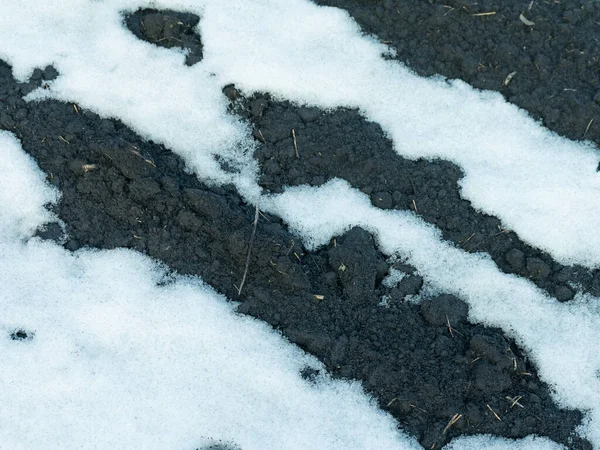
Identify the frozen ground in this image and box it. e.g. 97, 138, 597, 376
0, 0, 598, 449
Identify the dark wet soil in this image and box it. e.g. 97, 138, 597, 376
226, 89, 600, 302
124, 9, 203, 66
1, 3, 597, 449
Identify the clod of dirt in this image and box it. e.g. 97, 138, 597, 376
124, 9, 203, 66
327, 227, 386, 302
420, 294, 469, 326
10, 329, 33, 341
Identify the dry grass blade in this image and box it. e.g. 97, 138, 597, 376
487, 404, 502, 421
502, 71, 517, 86
412, 199, 418, 213
258, 129, 266, 143
237, 203, 260, 296
506, 395, 525, 409
583, 118, 594, 138
446, 314, 454, 337
292, 128, 299, 158
472, 11, 496, 16
443, 413, 463, 434
460, 232, 476, 247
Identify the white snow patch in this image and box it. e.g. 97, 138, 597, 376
0, 130, 58, 239
382, 268, 407, 289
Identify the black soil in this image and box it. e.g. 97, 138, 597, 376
124, 9, 203, 66
1, 2, 597, 448
227, 89, 600, 302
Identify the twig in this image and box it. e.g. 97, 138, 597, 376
81, 164, 98, 173
487, 404, 502, 421
237, 203, 260, 296
257, 129, 266, 143
292, 128, 299, 158
443, 413, 463, 434
583, 118, 594, 138
412, 199, 418, 213
460, 232, 476, 247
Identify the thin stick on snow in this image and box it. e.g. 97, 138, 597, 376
237, 203, 260, 296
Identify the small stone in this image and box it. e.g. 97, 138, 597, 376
43, 65, 59, 80
420, 294, 468, 326
371, 191, 393, 209
30, 68, 43, 81
505, 248, 525, 269
297, 107, 321, 122
554, 285, 574, 302
394, 275, 423, 298
222, 84, 239, 101
526, 257, 551, 279
251, 98, 268, 119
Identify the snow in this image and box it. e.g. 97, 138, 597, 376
0, 0, 598, 448
0, 131, 59, 239
381, 268, 406, 289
